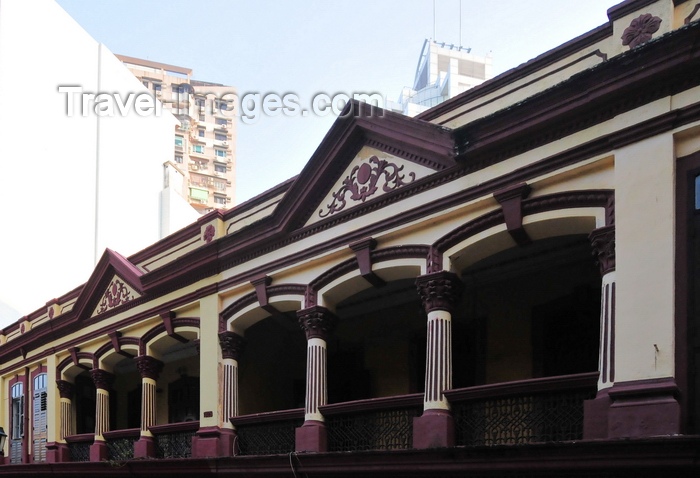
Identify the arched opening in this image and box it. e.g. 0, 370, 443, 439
456, 234, 600, 385
329, 277, 425, 403
147, 332, 200, 425
238, 312, 306, 414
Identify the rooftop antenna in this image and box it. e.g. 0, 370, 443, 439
459, 0, 462, 47
432, 0, 436, 40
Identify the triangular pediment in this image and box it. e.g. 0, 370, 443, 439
74, 249, 144, 320
272, 101, 457, 231
306, 146, 438, 227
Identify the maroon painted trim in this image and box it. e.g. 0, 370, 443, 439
307, 245, 430, 306
686, 4, 700, 24
5, 436, 700, 474
444, 372, 599, 402
608, 377, 680, 400
349, 238, 385, 288
102, 428, 139, 440
73, 249, 144, 321
319, 393, 423, 415
494, 182, 532, 246
0, 285, 216, 376
230, 408, 304, 426
140, 236, 200, 273
435, 190, 612, 254
64, 433, 94, 444
610, 282, 616, 383
218, 284, 307, 331
426, 48, 609, 127
674, 150, 700, 433
149, 421, 199, 435
140, 317, 200, 354
417, 23, 612, 123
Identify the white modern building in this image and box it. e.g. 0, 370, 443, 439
0, 0, 179, 325
390, 39, 493, 117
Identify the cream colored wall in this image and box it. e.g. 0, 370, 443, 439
614, 133, 675, 382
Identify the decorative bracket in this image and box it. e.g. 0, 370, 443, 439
160, 311, 188, 343
494, 183, 532, 246
251, 275, 281, 316
350, 238, 386, 288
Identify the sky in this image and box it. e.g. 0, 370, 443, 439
56, 0, 615, 203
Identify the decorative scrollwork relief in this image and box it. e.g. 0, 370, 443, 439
94, 278, 133, 315
319, 156, 416, 218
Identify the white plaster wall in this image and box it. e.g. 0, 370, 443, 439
0, 0, 177, 324
614, 133, 676, 382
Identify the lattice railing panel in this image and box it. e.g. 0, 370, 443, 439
154, 430, 195, 458
326, 406, 422, 452
236, 418, 302, 456
106, 436, 136, 461
453, 388, 595, 446
68, 442, 90, 462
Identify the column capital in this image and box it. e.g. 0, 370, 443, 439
56, 380, 74, 399
589, 225, 615, 275
219, 331, 246, 360
90, 369, 115, 391
416, 271, 464, 314
297, 306, 337, 341
134, 356, 164, 381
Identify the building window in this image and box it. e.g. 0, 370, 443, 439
192, 144, 205, 154
215, 133, 227, 141
33, 374, 48, 463
153, 83, 162, 92
195, 97, 205, 108
174, 155, 183, 164
199, 114, 205, 122
198, 129, 205, 138
214, 181, 226, 191
175, 136, 184, 148
214, 163, 226, 173
10, 382, 24, 464
215, 118, 228, 126
142, 80, 149, 88
215, 149, 226, 158
214, 195, 227, 205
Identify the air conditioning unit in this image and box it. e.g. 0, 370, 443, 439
222, 141, 228, 146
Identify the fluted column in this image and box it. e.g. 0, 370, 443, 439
413, 271, 463, 449
133, 356, 163, 458
219, 332, 245, 427
56, 380, 75, 440
89, 369, 114, 461
584, 225, 617, 439
295, 306, 336, 452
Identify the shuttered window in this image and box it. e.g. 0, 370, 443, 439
32, 374, 48, 462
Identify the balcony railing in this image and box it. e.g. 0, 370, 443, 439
320, 394, 423, 452
150, 421, 198, 459
104, 428, 139, 461
231, 408, 304, 456
445, 372, 598, 447
65, 433, 93, 462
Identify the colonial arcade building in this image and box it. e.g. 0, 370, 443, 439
2, 0, 700, 475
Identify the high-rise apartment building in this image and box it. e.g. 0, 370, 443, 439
117, 55, 237, 213
389, 39, 493, 117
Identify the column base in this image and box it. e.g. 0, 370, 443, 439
192, 426, 235, 458
607, 378, 680, 438
295, 420, 327, 453
134, 435, 155, 459
413, 409, 454, 449
583, 388, 612, 440
46, 442, 70, 463
89, 440, 108, 462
